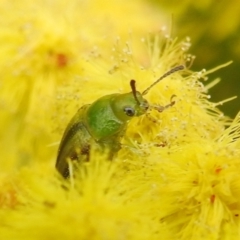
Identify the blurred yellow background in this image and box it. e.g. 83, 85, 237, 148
152, 0, 240, 118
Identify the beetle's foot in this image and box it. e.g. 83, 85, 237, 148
146, 111, 158, 123
154, 141, 167, 147
152, 94, 176, 112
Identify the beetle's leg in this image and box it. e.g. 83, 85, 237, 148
154, 141, 167, 147
80, 145, 90, 162
58, 145, 90, 179
146, 111, 158, 123
151, 94, 176, 112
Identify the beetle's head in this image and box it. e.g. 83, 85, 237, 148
111, 65, 184, 122
111, 90, 149, 122
129, 65, 184, 117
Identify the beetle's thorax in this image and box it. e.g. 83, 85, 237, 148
84, 94, 127, 141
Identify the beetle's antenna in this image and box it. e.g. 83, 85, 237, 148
130, 80, 140, 105
142, 65, 184, 96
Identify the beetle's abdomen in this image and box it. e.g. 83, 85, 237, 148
56, 105, 92, 178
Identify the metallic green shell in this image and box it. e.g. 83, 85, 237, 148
56, 91, 148, 178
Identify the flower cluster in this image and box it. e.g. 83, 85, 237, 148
0, 0, 239, 239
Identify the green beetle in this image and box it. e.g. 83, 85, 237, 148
56, 65, 184, 178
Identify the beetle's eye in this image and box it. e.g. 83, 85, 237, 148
124, 106, 135, 117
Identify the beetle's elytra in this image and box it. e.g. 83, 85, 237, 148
56, 65, 184, 178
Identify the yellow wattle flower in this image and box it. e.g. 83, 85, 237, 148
0, 0, 239, 239
0, 0, 168, 170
